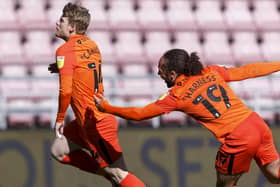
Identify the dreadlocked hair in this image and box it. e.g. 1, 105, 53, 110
163, 49, 203, 76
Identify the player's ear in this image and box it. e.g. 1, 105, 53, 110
69, 24, 76, 33
170, 70, 178, 82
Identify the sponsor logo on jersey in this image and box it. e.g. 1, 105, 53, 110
56, 56, 65, 69
88, 62, 96, 69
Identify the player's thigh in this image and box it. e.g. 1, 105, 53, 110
51, 135, 81, 156
254, 119, 279, 183
216, 172, 242, 187
216, 114, 263, 175
63, 119, 88, 147
85, 115, 124, 169
51, 120, 87, 156
258, 158, 280, 183
216, 137, 257, 176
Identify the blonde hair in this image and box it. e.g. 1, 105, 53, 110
62, 2, 90, 34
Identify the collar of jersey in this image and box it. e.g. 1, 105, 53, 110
175, 74, 188, 86
68, 34, 84, 41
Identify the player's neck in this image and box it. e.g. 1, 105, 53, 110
64, 32, 77, 41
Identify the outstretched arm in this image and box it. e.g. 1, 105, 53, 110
94, 95, 165, 120
212, 62, 280, 82
228, 62, 280, 81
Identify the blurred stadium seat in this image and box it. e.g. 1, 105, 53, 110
116, 78, 153, 98
260, 32, 280, 61
0, 0, 19, 30
102, 63, 119, 78
82, 0, 109, 30
203, 31, 235, 65
195, 0, 226, 31
249, 97, 275, 124
252, 0, 280, 31
271, 77, 280, 98
6, 97, 35, 127
107, 95, 128, 127
1, 0, 280, 128
228, 81, 248, 99
34, 96, 57, 128
137, 0, 168, 31
271, 77, 280, 124
144, 31, 173, 64
23, 31, 53, 64
17, 0, 50, 29
108, 0, 139, 31
1, 64, 28, 78
242, 77, 272, 99
88, 31, 116, 63
151, 78, 168, 96
121, 63, 150, 76
224, 0, 256, 31
0, 31, 25, 63
31, 79, 58, 94
160, 111, 187, 127
1, 81, 36, 128
102, 78, 114, 96
7, 112, 35, 128
114, 31, 146, 63
51, 37, 64, 53
231, 31, 264, 64
165, 0, 197, 31
31, 64, 50, 77
0, 79, 31, 95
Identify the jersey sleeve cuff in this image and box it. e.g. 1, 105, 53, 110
56, 113, 65, 123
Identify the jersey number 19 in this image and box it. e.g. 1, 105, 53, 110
192, 84, 231, 118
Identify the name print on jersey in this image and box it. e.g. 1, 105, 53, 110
183, 75, 216, 99
81, 46, 100, 59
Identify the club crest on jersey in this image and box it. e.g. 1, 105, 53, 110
56, 56, 65, 69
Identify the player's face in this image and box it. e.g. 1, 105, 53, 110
158, 57, 175, 88
55, 16, 73, 40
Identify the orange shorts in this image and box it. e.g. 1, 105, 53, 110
215, 112, 279, 175
63, 115, 122, 169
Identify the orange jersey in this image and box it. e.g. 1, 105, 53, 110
101, 62, 280, 142
56, 34, 111, 125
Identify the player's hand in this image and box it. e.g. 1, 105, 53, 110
54, 122, 64, 138
48, 63, 59, 73
94, 94, 105, 112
